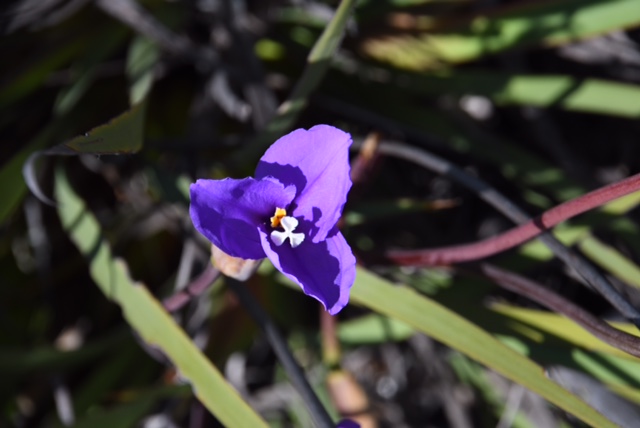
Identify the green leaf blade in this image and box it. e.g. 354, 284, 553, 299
55, 170, 268, 428
350, 268, 619, 427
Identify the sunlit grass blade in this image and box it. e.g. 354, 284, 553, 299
349, 268, 617, 427
430, 275, 640, 404
492, 304, 640, 360
389, 70, 640, 118
55, 169, 269, 428
578, 235, 640, 290
338, 314, 415, 344
362, 0, 640, 69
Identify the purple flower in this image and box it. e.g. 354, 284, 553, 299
189, 125, 356, 314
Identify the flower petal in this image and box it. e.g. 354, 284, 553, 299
337, 420, 361, 428
190, 177, 295, 259
259, 224, 356, 315
255, 125, 352, 242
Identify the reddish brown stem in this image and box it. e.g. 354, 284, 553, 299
479, 264, 640, 359
163, 264, 220, 312
390, 173, 640, 266
320, 307, 341, 368
350, 132, 380, 187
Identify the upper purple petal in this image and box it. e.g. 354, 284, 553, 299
259, 223, 356, 315
190, 177, 295, 260
255, 125, 352, 242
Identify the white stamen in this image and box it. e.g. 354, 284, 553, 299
271, 216, 305, 248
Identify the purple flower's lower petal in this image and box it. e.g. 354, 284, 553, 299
336, 420, 361, 428
259, 225, 356, 315
255, 125, 352, 242
190, 177, 295, 260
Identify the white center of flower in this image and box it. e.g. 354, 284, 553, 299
270, 216, 305, 248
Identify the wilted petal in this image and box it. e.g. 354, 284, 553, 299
211, 244, 262, 281
259, 224, 356, 315
190, 177, 295, 260
255, 125, 352, 242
